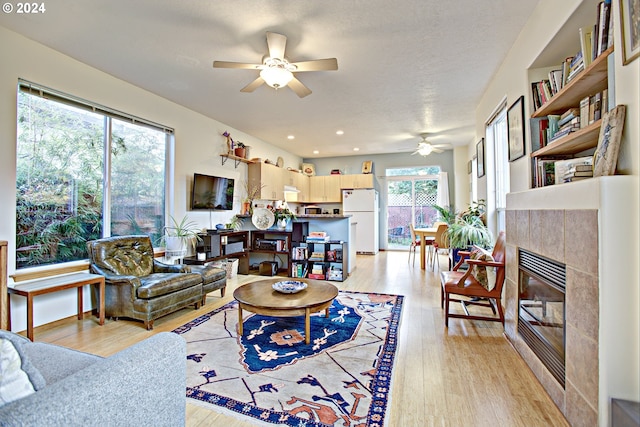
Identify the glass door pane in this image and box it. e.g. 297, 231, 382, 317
386, 178, 439, 249
387, 179, 412, 249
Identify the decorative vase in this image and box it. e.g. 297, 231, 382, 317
276, 218, 288, 230
234, 147, 246, 158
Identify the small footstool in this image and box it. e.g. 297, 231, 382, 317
188, 265, 227, 304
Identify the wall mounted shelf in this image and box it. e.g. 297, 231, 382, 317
220, 153, 256, 168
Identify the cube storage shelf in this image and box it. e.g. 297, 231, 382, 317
293, 240, 348, 282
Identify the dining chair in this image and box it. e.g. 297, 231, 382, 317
432, 223, 450, 271
439, 231, 506, 327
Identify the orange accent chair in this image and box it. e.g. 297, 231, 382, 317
440, 231, 506, 327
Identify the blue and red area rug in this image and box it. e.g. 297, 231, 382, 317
173, 290, 403, 427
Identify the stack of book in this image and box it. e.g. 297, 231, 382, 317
563, 164, 594, 182
308, 263, 325, 280
549, 108, 580, 142
308, 251, 325, 261
306, 231, 330, 243
554, 156, 594, 184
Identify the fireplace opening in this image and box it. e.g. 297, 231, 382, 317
518, 249, 566, 388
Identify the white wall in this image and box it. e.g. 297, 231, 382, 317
0, 26, 301, 331
473, 0, 640, 423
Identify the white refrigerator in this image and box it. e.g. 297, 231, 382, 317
342, 189, 379, 254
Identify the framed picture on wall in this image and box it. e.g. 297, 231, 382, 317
619, 0, 640, 65
362, 160, 373, 174
507, 95, 526, 161
476, 138, 485, 178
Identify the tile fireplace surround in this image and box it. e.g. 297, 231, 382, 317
505, 176, 639, 427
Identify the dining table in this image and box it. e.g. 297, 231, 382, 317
414, 227, 437, 270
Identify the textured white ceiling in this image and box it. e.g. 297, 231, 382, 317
0, 0, 540, 158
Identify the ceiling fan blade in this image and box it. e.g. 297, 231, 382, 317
240, 76, 265, 93
287, 76, 312, 98
213, 61, 261, 70
291, 58, 338, 72
266, 32, 287, 59
432, 148, 444, 153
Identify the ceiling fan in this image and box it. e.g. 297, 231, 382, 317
411, 134, 450, 156
213, 32, 338, 98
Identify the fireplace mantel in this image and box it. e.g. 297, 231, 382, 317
505, 175, 639, 426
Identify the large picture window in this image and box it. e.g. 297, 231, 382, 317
16, 81, 171, 269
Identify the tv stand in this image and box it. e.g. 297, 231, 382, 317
183, 230, 249, 274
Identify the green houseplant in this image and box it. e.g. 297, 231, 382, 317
162, 215, 202, 256
433, 200, 492, 264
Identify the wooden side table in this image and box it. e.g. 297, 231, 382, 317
7, 272, 105, 341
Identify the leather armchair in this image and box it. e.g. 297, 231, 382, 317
87, 235, 203, 330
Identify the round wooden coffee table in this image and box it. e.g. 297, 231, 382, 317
233, 278, 339, 344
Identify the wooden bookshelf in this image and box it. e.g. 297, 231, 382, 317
531, 119, 601, 157
532, 47, 612, 118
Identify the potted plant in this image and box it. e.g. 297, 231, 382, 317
226, 215, 243, 231
272, 206, 296, 230
433, 200, 492, 264
241, 180, 265, 215
162, 215, 202, 257
234, 141, 247, 159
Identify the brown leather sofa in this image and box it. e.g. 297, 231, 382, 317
87, 235, 204, 330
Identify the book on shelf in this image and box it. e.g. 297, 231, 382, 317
291, 262, 308, 278
564, 170, 594, 178
548, 69, 563, 94
563, 175, 593, 182
579, 25, 594, 67
326, 249, 336, 261
308, 273, 325, 280
564, 164, 594, 174
596, 0, 611, 58
580, 96, 590, 127
292, 246, 308, 261
530, 117, 549, 151
308, 231, 327, 237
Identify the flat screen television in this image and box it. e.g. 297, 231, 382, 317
191, 173, 235, 210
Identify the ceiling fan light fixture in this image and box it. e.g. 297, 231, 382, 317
417, 144, 433, 156
260, 66, 293, 89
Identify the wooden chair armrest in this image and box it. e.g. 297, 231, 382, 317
465, 259, 504, 268
452, 251, 472, 271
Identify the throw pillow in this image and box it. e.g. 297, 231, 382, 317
0, 330, 46, 408
0, 339, 38, 406
469, 248, 497, 291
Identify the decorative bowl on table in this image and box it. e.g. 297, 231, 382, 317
272, 280, 307, 294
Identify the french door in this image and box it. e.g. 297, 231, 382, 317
386, 177, 438, 249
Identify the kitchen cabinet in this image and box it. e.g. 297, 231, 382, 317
340, 174, 374, 189
309, 175, 341, 202
248, 162, 284, 201
285, 169, 310, 202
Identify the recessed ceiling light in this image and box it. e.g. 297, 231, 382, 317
287, 135, 295, 140
313, 150, 319, 154
336, 130, 344, 135
353, 147, 360, 151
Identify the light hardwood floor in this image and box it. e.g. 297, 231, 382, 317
28, 251, 570, 427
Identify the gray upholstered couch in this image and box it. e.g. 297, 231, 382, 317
87, 235, 205, 330
0, 331, 186, 426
